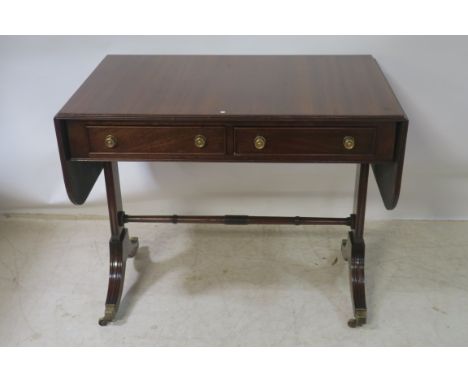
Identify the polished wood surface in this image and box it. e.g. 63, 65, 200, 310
372, 119, 409, 209
341, 164, 369, 327
54, 118, 103, 205
66, 123, 397, 162
57, 55, 405, 120
234, 126, 395, 160
99, 162, 139, 326
56, 55, 408, 207
123, 214, 352, 226
88, 126, 226, 155
54, 55, 409, 328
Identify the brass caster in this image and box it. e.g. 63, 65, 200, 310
348, 318, 363, 328
98, 317, 110, 326
98, 304, 117, 326
348, 310, 367, 328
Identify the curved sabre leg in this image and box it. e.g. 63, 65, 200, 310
98, 162, 139, 326
99, 229, 139, 326
342, 164, 369, 328
341, 233, 367, 327
98, 232, 126, 326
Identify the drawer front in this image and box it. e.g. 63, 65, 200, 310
66, 122, 396, 162
234, 126, 395, 160
86, 126, 226, 156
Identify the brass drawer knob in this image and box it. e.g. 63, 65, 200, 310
343, 136, 355, 150
104, 135, 117, 148
254, 135, 266, 150
194, 134, 206, 149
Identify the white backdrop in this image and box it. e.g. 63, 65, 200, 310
1, 36, 467, 219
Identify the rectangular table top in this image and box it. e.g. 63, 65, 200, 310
57, 55, 405, 121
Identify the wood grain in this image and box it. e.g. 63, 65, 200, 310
57, 55, 406, 120
87, 126, 226, 155
53, 55, 410, 327
66, 122, 396, 163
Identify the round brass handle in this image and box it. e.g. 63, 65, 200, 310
104, 135, 117, 149
254, 135, 266, 150
194, 134, 206, 149
343, 136, 355, 150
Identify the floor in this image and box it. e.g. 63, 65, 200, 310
0, 214, 467, 346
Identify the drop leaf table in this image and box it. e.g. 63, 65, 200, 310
54, 55, 408, 327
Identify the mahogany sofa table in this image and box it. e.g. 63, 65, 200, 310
54, 55, 408, 327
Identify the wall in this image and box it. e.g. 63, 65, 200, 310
1, 36, 467, 219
